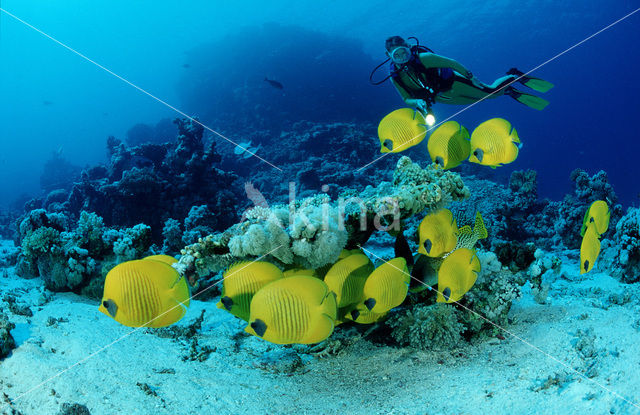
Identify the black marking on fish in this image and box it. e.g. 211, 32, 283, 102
589, 217, 594, 223
350, 310, 360, 320
383, 139, 393, 150
442, 287, 451, 301
435, 156, 444, 167
583, 260, 589, 272
394, 231, 414, 269
424, 239, 432, 254
251, 319, 267, 337
103, 299, 118, 317
221, 296, 233, 311
364, 298, 376, 311
474, 148, 483, 162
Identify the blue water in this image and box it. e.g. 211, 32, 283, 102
1, 0, 639, 206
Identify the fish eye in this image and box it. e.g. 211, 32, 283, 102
383, 139, 393, 150
102, 301, 108, 308
442, 287, 451, 301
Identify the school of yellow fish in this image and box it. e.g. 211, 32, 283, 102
377, 108, 522, 169
96, 110, 608, 346
579, 199, 610, 274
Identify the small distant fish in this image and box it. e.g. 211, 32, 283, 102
43, 100, 53, 106
264, 77, 284, 90
182, 63, 191, 69
234, 140, 261, 159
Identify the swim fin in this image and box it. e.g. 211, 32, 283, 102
507, 68, 554, 93
508, 88, 549, 110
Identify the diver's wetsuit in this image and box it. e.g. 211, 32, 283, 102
391, 52, 517, 106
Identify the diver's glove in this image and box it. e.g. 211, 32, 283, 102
405, 98, 428, 116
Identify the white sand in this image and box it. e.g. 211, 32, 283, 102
2, 244, 640, 415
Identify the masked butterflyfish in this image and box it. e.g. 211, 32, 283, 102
143, 254, 178, 265
427, 120, 471, 170
217, 261, 283, 321
324, 253, 374, 308
343, 303, 387, 324
378, 108, 427, 153
245, 275, 337, 344
99, 259, 190, 328
418, 209, 458, 257
580, 224, 601, 274
468, 118, 521, 168
362, 257, 410, 314
580, 200, 610, 237
436, 248, 480, 303
283, 268, 318, 278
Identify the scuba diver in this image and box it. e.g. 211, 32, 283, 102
371, 36, 553, 123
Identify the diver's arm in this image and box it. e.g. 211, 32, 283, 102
419, 53, 472, 77
391, 78, 418, 106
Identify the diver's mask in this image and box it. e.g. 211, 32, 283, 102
389, 46, 411, 65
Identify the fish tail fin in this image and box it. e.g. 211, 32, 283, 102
510, 126, 520, 144
474, 211, 488, 240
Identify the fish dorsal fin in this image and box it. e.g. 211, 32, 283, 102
473, 211, 488, 239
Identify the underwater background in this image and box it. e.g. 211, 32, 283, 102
1, 1, 640, 414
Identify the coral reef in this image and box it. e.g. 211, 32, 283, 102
527, 249, 562, 304
0, 312, 16, 359
15, 209, 152, 295
27, 117, 239, 246
463, 251, 524, 330
554, 169, 622, 249
600, 207, 640, 282
388, 303, 466, 351
221, 122, 394, 202
175, 156, 469, 281
384, 250, 526, 351
125, 118, 176, 147
39, 151, 82, 194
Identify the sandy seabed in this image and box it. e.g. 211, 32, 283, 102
1, 240, 639, 415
